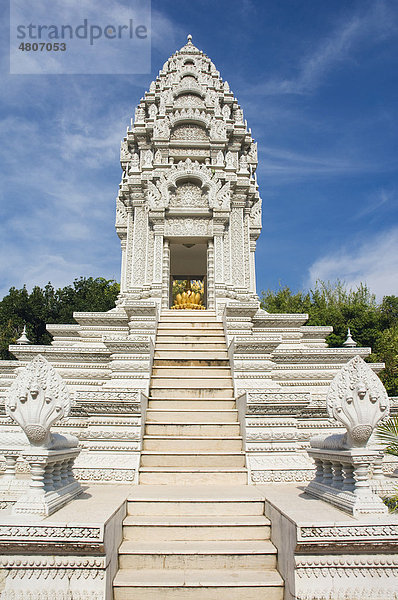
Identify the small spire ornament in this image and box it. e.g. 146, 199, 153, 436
16, 325, 31, 345
343, 327, 357, 348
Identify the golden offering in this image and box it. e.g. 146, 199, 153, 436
171, 279, 205, 310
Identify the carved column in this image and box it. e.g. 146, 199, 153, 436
145, 225, 154, 289
120, 239, 127, 294
125, 206, 134, 291
149, 211, 165, 301
249, 239, 257, 294
213, 214, 226, 288
131, 201, 148, 293
224, 222, 233, 291
230, 199, 246, 291
162, 239, 170, 309
207, 239, 215, 310
152, 221, 164, 284
3, 452, 19, 481
243, 206, 251, 290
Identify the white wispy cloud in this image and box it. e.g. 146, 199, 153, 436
249, 1, 398, 95
354, 188, 396, 219
256, 145, 378, 179
307, 227, 398, 299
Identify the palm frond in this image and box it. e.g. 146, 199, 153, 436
376, 415, 398, 456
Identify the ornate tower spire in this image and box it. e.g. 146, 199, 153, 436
116, 37, 262, 312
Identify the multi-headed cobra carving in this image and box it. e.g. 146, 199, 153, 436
311, 355, 389, 449
5, 355, 73, 447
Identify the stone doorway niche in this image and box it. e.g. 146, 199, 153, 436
169, 241, 208, 309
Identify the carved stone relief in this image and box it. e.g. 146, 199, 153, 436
170, 181, 207, 208
164, 218, 211, 237
170, 124, 209, 141
174, 94, 205, 109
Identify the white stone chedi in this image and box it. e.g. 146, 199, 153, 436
0, 35, 396, 600
0, 34, 393, 486
116, 34, 261, 311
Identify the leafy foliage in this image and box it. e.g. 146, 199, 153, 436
377, 415, 398, 456
261, 281, 398, 395
0, 278, 119, 359
383, 494, 398, 512
377, 414, 398, 512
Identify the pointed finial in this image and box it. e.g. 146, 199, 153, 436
343, 327, 357, 348
187, 34, 192, 43
16, 325, 31, 345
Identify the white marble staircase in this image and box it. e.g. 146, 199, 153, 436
139, 310, 247, 486
112, 311, 284, 599
113, 486, 284, 600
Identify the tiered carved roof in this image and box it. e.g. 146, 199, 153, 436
116, 35, 261, 238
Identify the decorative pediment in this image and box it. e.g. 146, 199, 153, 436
145, 159, 231, 212
174, 79, 205, 98
170, 181, 207, 208
170, 123, 209, 142
174, 94, 205, 109
169, 108, 211, 129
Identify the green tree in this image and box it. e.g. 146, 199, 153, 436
0, 277, 119, 360
260, 286, 311, 314
260, 281, 398, 396
374, 325, 398, 395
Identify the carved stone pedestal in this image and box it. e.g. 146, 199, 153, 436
306, 447, 388, 516
12, 447, 82, 517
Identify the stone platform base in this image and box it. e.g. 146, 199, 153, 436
0, 484, 398, 600
260, 484, 398, 600
0, 485, 130, 599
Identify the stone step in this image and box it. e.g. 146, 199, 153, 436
122, 517, 270, 542
152, 366, 231, 377
153, 358, 230, 366
118, 539, 275, 567
127, 496, 265, 517
158, 324, 223, 331
113, 569, 284, 600
158, 319, 219, 325
156, 342, 227, 351
140, 452, 246, 468
147, 399, 236, 409
143, 437, 242, 451
146, 409, 239, 423
139, 468, 248, 485
145, 423, 241, 436
150, 388, 233, 399
159, 313, 217, 320
157, 327, 224, 335
154, 351, 229, 360
150, 376, 233, 387
156, 335, 226, 342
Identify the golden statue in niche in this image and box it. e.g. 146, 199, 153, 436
171, 279, 206, 310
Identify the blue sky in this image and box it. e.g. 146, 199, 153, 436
0, 0, 397, 299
